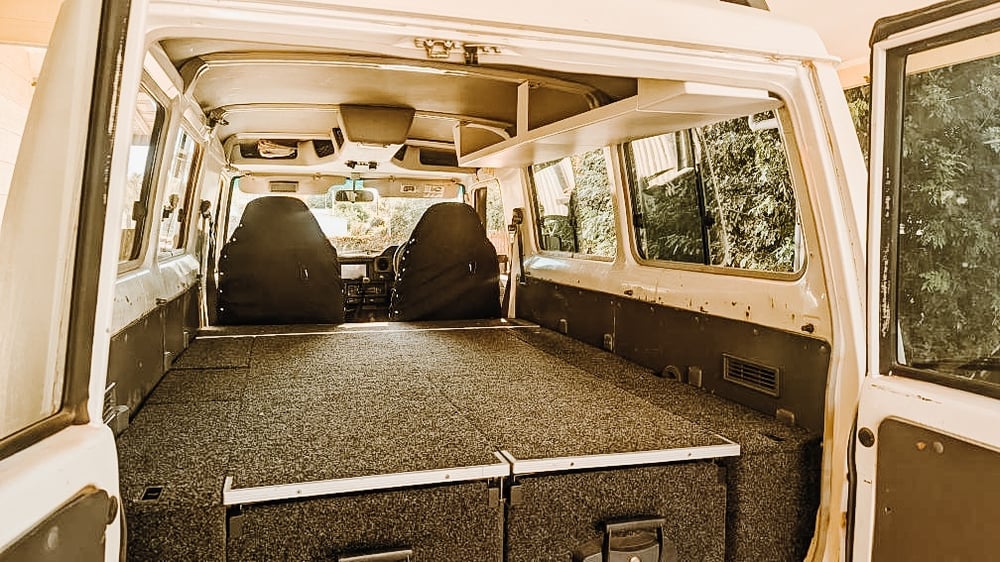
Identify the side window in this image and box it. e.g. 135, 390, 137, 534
475, 182, 509, 272
892, 32, 999, 390
120, 87, 165, 263
700, 112, 799, 272
626, 109, 801, 274
225, 178, 253, 241
158, 128, 201, 255
627, 132, 704, 263
530, 148, 617, 258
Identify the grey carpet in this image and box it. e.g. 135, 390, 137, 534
229, 329, 725, 485
119, 323, 818, 561
117, 400, 239, 562
414, 329, 728, 460
510, 328, 817, 454
228, 384, 500, 487
145, 367, 249, 404
170, 336, 253, 369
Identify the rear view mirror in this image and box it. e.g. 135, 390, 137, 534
335, 189, 375, 203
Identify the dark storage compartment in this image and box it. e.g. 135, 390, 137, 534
507, 463, 727, 562
228, 481, 504, 561
511, 328, 823, 562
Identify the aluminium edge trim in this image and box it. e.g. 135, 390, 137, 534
199, 322, 539, 340
501, 442, 741, 476
222, 454, 511, 506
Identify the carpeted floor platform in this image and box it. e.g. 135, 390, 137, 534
510, 328, 822, 562
117, 399, 240, 561
117, 323, 820, 561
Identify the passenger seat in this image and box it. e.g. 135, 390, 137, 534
390, 202, 500, 321
217, 196, 345, 324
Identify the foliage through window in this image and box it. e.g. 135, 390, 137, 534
120, 87, 165, 262
531, 149, 616, 258
894, 33, 1000, 388
627, 132, 704, 263
627, 110, 801, 273
844, 84, 871, 165
158, 128, 200, 254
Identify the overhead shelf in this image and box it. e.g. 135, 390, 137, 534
456, 79, 782, 168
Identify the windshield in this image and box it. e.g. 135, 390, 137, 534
227, 186, 449, 255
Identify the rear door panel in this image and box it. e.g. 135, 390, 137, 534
855, 2, 1000, 559
0, 0, 149, 558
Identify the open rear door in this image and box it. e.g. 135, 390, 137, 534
855, 1, 1000, 560
0, 0, 146, 559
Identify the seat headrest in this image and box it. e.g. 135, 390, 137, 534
406, 202, 488, 245
231, 196, 325, 245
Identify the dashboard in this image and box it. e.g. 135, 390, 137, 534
339, 246, 396, 322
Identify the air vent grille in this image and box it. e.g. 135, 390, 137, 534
723, 355, 780, 397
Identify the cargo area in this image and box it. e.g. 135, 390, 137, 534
116, 321, 820, 562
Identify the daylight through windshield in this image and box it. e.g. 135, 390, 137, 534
227, 186, 449, 254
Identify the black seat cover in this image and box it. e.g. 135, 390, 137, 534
217, 196, 345, 325
390, 202, 500, 321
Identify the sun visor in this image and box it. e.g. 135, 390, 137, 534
338, 105, 416, 146
238, 174, 348, 195
361, 178, 462, 199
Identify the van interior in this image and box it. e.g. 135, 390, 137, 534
111, 12, 832, 562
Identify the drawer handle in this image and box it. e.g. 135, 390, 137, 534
603, 517, 676, 562
338, 549, 413, 562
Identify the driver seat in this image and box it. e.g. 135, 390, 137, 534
389, 202, 500, 321
217, 196, 345, 325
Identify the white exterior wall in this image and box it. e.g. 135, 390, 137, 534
0, 45, 44, 229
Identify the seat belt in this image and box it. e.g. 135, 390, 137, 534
500, 207, 524, 317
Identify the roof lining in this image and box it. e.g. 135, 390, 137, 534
180, 52, 611, 109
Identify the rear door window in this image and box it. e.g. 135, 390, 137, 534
892, 30, 1000, 390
